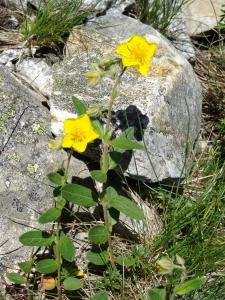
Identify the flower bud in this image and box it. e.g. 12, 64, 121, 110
156, 256, 174, 275
86, 104, 104, 118
48, 136, 63, 151
86, 70, 103, 87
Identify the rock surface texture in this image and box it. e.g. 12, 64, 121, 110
184, 0, 224, 35
51, 14, 202, 182
0, 66, 87, 273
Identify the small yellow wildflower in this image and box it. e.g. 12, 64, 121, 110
116, 35, 157, 76
74, 269, 85, 277
62, 114, 99, 153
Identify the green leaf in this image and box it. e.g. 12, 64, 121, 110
18, 261, 32, 273
174, 278, 206, 295
148, 288, 166, 300
110, 196, 144, 220
108, 151, 122, 169
90, 291, 109, 300
62, 184, 97, 207
6, 273, 26, 284
116, 255, 136, 267
47, 172, 65, 186
88, 226, 108, 244
91, 170, 107, 183
60, 232, 76, 262
72, 96, 87, 115
36, 259, 57, 274
38, 207, 61, 224
92, 119, 104, 139
63, 277, 83, 291
108, 207, 119, 228
55, 195, 66, 210
104, 187, 118, 202
110, 136, 144, 150
19, 231, 53, 246
87, 250, 109, 265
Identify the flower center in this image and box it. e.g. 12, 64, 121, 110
71, 131, 86, 142
132, 46, 146, 63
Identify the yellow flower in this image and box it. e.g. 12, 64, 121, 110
61, 114, 99, 152
116, 35, 157, 76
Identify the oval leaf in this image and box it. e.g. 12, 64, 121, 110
38, 208, 61, 224
174, 278, 206, 295
60, 232, 76, 262
88, 225, 108, 244
62, 184, 97, 207
19, 231, 53, 246
110, 136, 144, 150
72, 96, 87, 115
63, 277, 83, 291
18, 261, 32, 273
47, 172, 65, 186
92, 119, 104, 139
108, 151, 122, 170
36, 259, 57, 274
86, 250, 109, 266
116, 255, 136, 267
148, 288, 166, 300
91, 170, 107, 183
90, 291, 109, 300
110, 196, 144, 220
6, 273, 26, 284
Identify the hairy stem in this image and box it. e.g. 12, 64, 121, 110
55, 151, 72, 299
101, 67, 126, 266
56, 221, 62, 300
102, 202, 115, 267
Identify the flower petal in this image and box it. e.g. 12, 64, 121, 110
61, 134, 74, 148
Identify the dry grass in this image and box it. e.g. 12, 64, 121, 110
0, 30, 24, 51
194, 46, 225, 139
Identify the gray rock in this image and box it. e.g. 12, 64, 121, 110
0, 48, 30, 67
166, 12, 196, 62
51, 14, 202, 182
83, 0, 134, 14
0, 66, 87, 274
16, 58, 53, 97
184, 0, 224, 35
3, 0, 40, 10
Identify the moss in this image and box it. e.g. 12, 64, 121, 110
27, 163, 39, 174
0, 100, 16, 131
31, 119, 47, 135
15, 135, 25, 143
7, 152, 21, 162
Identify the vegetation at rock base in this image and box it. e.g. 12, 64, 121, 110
0, 0, 224, 300
134, 0, 192, 36
19, 0, 92, 47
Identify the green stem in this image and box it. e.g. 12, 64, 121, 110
102, 202, 115, 267
101, 67, 126, 266
101, 67, 126, 172
56, 221, 62, 300
55, 151, 72, 300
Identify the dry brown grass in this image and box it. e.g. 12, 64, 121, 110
194, 47, 225, 139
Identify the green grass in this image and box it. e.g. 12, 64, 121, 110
20, 0, 92, 47
149, 144, 225, 298
135, 0, 191, 36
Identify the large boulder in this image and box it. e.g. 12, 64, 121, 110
184, 0, 224, 35
0, 66, 87, 274
50, 14, 202, 182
